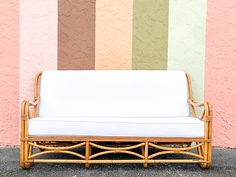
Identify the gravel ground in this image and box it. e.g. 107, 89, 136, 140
0, 147, 235, 177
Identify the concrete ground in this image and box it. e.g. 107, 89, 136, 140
0, 147, 235, 177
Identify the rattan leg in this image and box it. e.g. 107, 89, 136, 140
20, 139, 25, 168
85, 141, 91, 169
143, 142, 148, 168
20, 140, 31, 169
199, 142, 209, 169
24, 141, 31, 168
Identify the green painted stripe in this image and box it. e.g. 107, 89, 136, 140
132, 0, 169, 70
167, 0, 207, 102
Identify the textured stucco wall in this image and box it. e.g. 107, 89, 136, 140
0, 1, 19, 146
0, 0, 236, 147
205, 0, 236, 147
168, 0, 207, 104
95, 0, 133, 69
58, 0, 95, 70
132, 0, 169, 70
20, 0, 58, 101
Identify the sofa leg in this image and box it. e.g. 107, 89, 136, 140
199, 142, 212, 169
142, 142, 148, 168
205, 142, 212, 168
206, 109, 213, 169
20, 139, 25, 168
85, 141, 91, 169
20, 141, 31, 169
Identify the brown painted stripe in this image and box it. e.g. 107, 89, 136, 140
58, 0, 95, 70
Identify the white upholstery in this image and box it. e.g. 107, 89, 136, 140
29, 117, 204, 137
39, 70, 189, 118
30, 70, 200, 137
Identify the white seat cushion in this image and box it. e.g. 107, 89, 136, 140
28, 117, 204, 137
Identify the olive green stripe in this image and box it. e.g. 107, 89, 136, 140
132, 0, 169, 70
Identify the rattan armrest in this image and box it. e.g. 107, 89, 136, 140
29, 99, 39, 106
188, 98, 212, 122
21, 99, 40, 120
188, 98, 205, 107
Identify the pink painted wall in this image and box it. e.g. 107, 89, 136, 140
0, 1, 19, 146
20, 0, 58, 101
0, 0, 236, 147
205, 0, 236, 147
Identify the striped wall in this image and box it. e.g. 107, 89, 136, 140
3, 0, 235, 147
18, 0, 206, 140
19, 0, 207, 103
19, 1, 206, 112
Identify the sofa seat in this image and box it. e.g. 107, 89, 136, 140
28, 117, 204, 137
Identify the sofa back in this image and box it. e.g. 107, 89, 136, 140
39, 70, 189, 117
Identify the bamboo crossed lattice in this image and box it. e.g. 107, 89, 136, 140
25, 141, 207, 167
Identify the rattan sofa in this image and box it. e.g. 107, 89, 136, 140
20, 70, 212, 169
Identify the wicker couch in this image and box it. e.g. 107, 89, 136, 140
20, 70, 212, 169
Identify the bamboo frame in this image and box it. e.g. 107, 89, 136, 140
20, 71, 212, 169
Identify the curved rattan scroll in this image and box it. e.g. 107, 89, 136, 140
89, 142, 144, 151
28, 142, 85, 151
148, 143, 204, 160
148, 150, 203, 159
28, 150, 85, 159
89, 142, 145, 159
149, 142, 203, 151
89, 150, 144, 159
28, 142, 86, 159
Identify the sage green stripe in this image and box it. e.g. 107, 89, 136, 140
132, 0, 169, 70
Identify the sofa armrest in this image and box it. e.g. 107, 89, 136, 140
21, 100, 30, 121
188, 98, 212, 122
21, 99, 39, 120
29, 99, 39, 106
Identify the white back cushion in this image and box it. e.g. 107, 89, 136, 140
39, 70, 189, 117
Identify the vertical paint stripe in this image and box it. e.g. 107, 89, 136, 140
20, 0, 57, 101
205, 0, 236, 147
58, 0, 95, 70
167, 0, 207, 102
132, 0, 169, 70
95, 0, 133, 70
0, 1, 19, 145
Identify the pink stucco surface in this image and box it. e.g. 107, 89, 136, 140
0, 1, 19, 146
205, 0, 236, 147
20, 0, 58, 101
0, 0, 236, 148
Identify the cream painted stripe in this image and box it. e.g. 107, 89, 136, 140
95, 0, 133, 70
167, 0, 207, 102
20, 0, 58, 101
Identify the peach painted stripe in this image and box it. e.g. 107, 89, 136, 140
0, 1, 19, 146
20, 0, 58, 101
205, 0, 236, 147
95, 0, 133, 70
